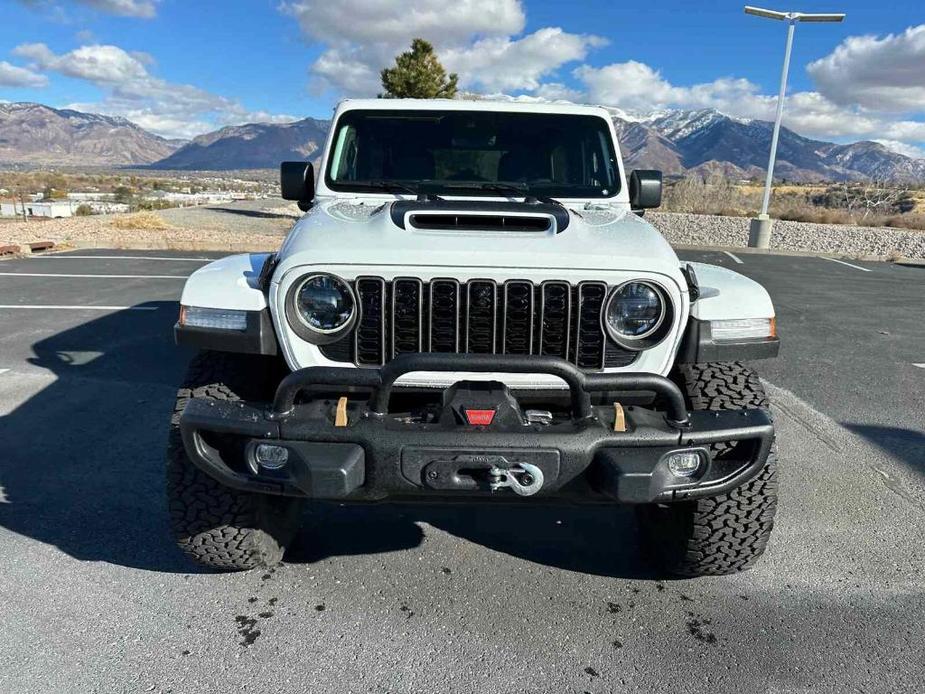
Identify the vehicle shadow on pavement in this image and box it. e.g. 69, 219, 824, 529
209, 207, 297, 220
0, 302, 197, 573
288, 502, 657, 579
843, 423, 925, 480
0, 303, 654, 577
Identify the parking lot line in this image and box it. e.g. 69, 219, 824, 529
29, 255, 213, 262
0, 272, 188, 279
0, 368, 9, 376
722, 251, 744, 264
0, 305, 159, 311
821, 257, 872, 272
914, 363, 925, 369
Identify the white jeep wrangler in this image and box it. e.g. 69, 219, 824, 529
168, 99, 779, 577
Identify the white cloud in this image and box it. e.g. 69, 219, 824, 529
81, 0, 157, 17
15, 43, 294, 139
442, 28, 606, 92
16, 43, 148, 83
18, 0, 158, 18
0, 60, 48, 88
874, 140, 925, 160
309, 48, 381, 96
531, 82, 584, 102
281, 0, 525, 47
281, 0, 600, 97
808, 25, 925, 113
573, 59, 925, 154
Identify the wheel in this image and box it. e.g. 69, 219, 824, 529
166, 351, 304, 571
636, 361, 779, 577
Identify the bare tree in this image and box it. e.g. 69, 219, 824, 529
839, 178, 910, 220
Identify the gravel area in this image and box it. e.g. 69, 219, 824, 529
0, 199, 297, 252
649, 211, 925, 260
3, 201, 924, 260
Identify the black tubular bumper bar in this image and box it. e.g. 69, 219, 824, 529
181, 353, 774, 504
273, 353, 691, 428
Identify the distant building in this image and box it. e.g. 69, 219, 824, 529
1, 200, 76, 218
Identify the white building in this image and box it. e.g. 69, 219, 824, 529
1, 200, 76, 218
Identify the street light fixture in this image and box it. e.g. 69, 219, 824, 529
744, 6, 845, 249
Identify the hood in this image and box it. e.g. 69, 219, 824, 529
275, 197, 681, 280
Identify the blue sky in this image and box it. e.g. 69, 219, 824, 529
1, 0, 924, 156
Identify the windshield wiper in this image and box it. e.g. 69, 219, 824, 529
363, 180, 443, 201
447, 181, 565, 208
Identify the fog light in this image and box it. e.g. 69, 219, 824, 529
666, 450, 702, 477
253, 443, 289, 470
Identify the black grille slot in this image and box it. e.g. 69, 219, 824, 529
466, 281, 498, 353
575, 282, 607, 369
409, 214, 550, 232
539, 281, 571, 359
429, 280, 460, 353
604, 342, 637, 368
502, 281, 534, 355
319, 277, 641, 370
391, 278, 423, 357
355, 277, 386, 365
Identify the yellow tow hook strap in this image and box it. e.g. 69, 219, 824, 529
335, 396, 349, 427
613, 402, 626, 432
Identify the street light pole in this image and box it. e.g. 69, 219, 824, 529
760, 19, 796, 217
744, 6, 845, 249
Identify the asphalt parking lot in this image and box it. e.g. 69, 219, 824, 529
0, 248, 923, 693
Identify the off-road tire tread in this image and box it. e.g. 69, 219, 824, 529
166, 351, 300, 571
639, 361, 778, 576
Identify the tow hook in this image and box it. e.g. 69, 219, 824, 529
489, 463, 544, 496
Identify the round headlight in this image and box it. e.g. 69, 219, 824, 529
294, 274, 355, 334
604, 281, 666, 344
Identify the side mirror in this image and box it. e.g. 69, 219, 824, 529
629, 169, 662, 211
281, 161, 315, 210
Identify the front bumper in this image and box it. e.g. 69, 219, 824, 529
179, 354, 774, 504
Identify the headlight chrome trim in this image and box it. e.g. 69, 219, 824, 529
602, 279, 672, 351
284, 272, 357, 345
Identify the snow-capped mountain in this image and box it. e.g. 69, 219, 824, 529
1, 101, 923, 182
0, 102, 181, 166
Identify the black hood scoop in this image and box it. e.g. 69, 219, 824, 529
390, 199, 570, 233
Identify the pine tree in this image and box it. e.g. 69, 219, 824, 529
380, 39, 458, 99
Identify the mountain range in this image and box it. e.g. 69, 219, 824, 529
2, 101, 924, 182
0, 102, 180, 166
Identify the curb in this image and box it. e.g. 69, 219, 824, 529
2, 240, 922, 265
0, 240, 56, 257
670, 243, 923, 264
70, 239, 274, 252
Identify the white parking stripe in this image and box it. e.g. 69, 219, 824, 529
0, 305, 159, 311
0, 272, 187, 279
0, 369, 9, 376
821, 257, 872, 272
913, 363, 925, 369
30, 255, 212, 262
722, 251, 744, 264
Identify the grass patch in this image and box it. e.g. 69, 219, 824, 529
110, 211, 171, 231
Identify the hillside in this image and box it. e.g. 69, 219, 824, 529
0, 103, 180, 166
1, 101, 923, 182
150, 118, 330, 170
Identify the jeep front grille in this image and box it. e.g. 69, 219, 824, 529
319, 277, 637, 371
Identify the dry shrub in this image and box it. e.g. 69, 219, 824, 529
110, 211, 171, 231
664, 175, 925, 232
882, 213, 925, 231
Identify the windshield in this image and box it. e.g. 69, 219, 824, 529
325, 109, 620, 198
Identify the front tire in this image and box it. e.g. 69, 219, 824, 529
636, 361, 779, 577
166, 351, 304, 571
